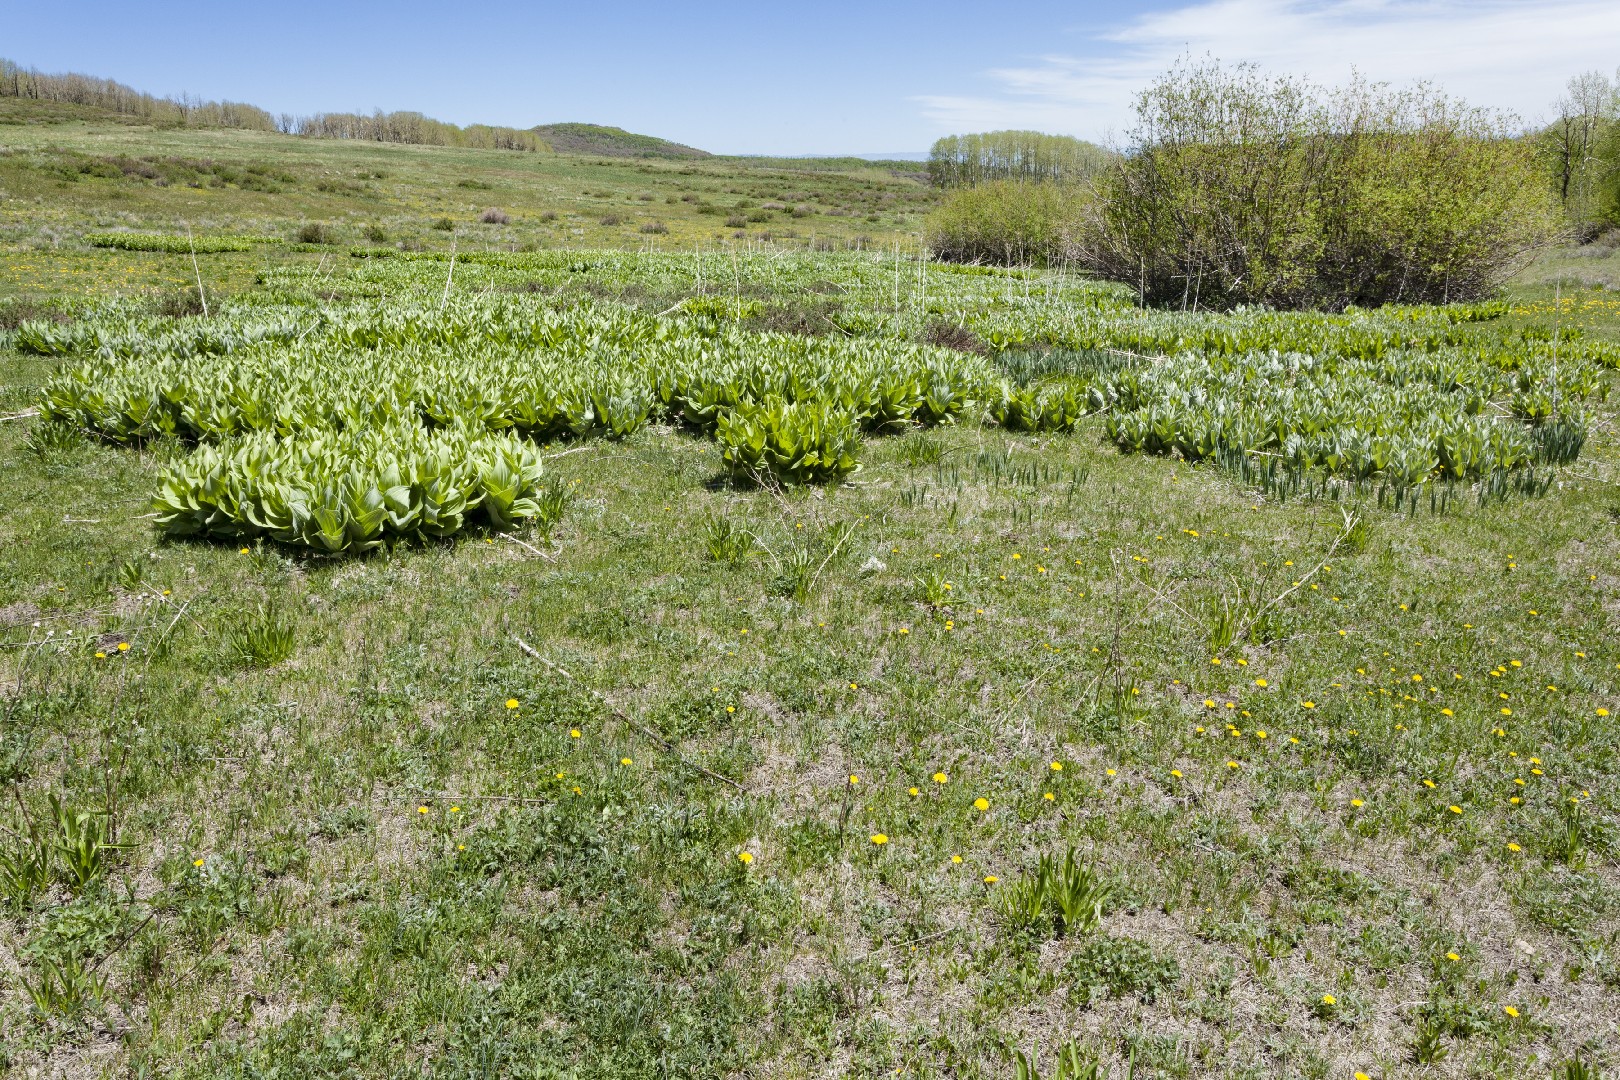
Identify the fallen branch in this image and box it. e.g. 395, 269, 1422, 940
511, 635, 747, 792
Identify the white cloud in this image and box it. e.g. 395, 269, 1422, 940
915, 0, 1620, 141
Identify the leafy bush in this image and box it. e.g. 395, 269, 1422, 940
1074, 60, 1562, 309
926, 180, 1083, 266
296, 222, 334, 245
478, 207, 509, 225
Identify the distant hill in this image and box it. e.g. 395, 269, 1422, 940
533, 123, 709, 159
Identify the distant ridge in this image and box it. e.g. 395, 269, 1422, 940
532, 123, 710, 159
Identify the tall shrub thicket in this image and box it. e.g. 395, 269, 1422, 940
927, 131, 1112, 188
1072, 60, 1562, 309
925, 180, 1083, 265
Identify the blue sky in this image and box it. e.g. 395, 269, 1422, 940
7, 1, 1620, 155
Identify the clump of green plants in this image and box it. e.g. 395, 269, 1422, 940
717, 397, 860, 485
702, 512, 753, 564
1013, 1040, 1102, 1080
997, 848, 1111, 938
1063, 934, 1181, 1004
84, 232, 278, 253
225, 602, 296, 667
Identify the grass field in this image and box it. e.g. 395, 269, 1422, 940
2, 107, 1619, 1080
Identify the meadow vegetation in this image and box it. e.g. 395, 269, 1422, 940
0, 73, 1618, 1080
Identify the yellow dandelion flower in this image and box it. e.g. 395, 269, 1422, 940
973, 797, 989, 811
1043, 792, 1055, 801
933, 772, 948, 784
1351, 798, 1364, 808
737, 851, 753, 864
1170, 769, 1183, 778
870, 833, 888, 845
570, 728, 581, 738
620, 757, 633, 766
117, 642, 130, 652
950, 854, 963, 864
983, 875, 998, 884
1503, 1005, 1519, 1018
1507, 842, 1521, 851
1321, 993, 1336, 1006
1050, 761, 1063, 771
505, 699, 520, 709
1446, 951, 1460, 961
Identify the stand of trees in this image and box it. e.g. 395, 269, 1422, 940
1, 58, 542, 152
927, 130, 1111, 188
280, 111, 545, 152
1541, 70, 1620, 238
0, 58, 273, 130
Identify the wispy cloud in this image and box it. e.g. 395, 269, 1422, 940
915, 0, 1620, 141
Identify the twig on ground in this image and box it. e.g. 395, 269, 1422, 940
511, 635, 747, 792
500, 533, 555, 561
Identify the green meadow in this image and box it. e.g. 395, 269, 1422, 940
1, 102, 1618, 1080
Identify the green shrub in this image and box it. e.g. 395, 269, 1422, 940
1076, 60, 1562, 309
925, 180, 1083, 266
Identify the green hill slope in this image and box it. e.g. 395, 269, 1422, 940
532, 122, 709, 159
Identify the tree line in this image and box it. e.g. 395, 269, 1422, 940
926, 130, 1112, 187
1, 58, 541, 152
278, 111, 544, 152
1, 58, 274, 130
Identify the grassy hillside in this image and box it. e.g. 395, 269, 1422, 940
0, 98, 1618, 1080
0, 99, 940, 303
532, 122, 711, 159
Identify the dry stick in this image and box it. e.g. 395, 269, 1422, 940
0, 408, 40, 423
499, 533, 555, 561
511, 636, 746, 792
439, 237, 458, 313
407, 790, 550, 807
185, 224, 209, 317
1237, 530, 1345, 643
87, 912, 157, 974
